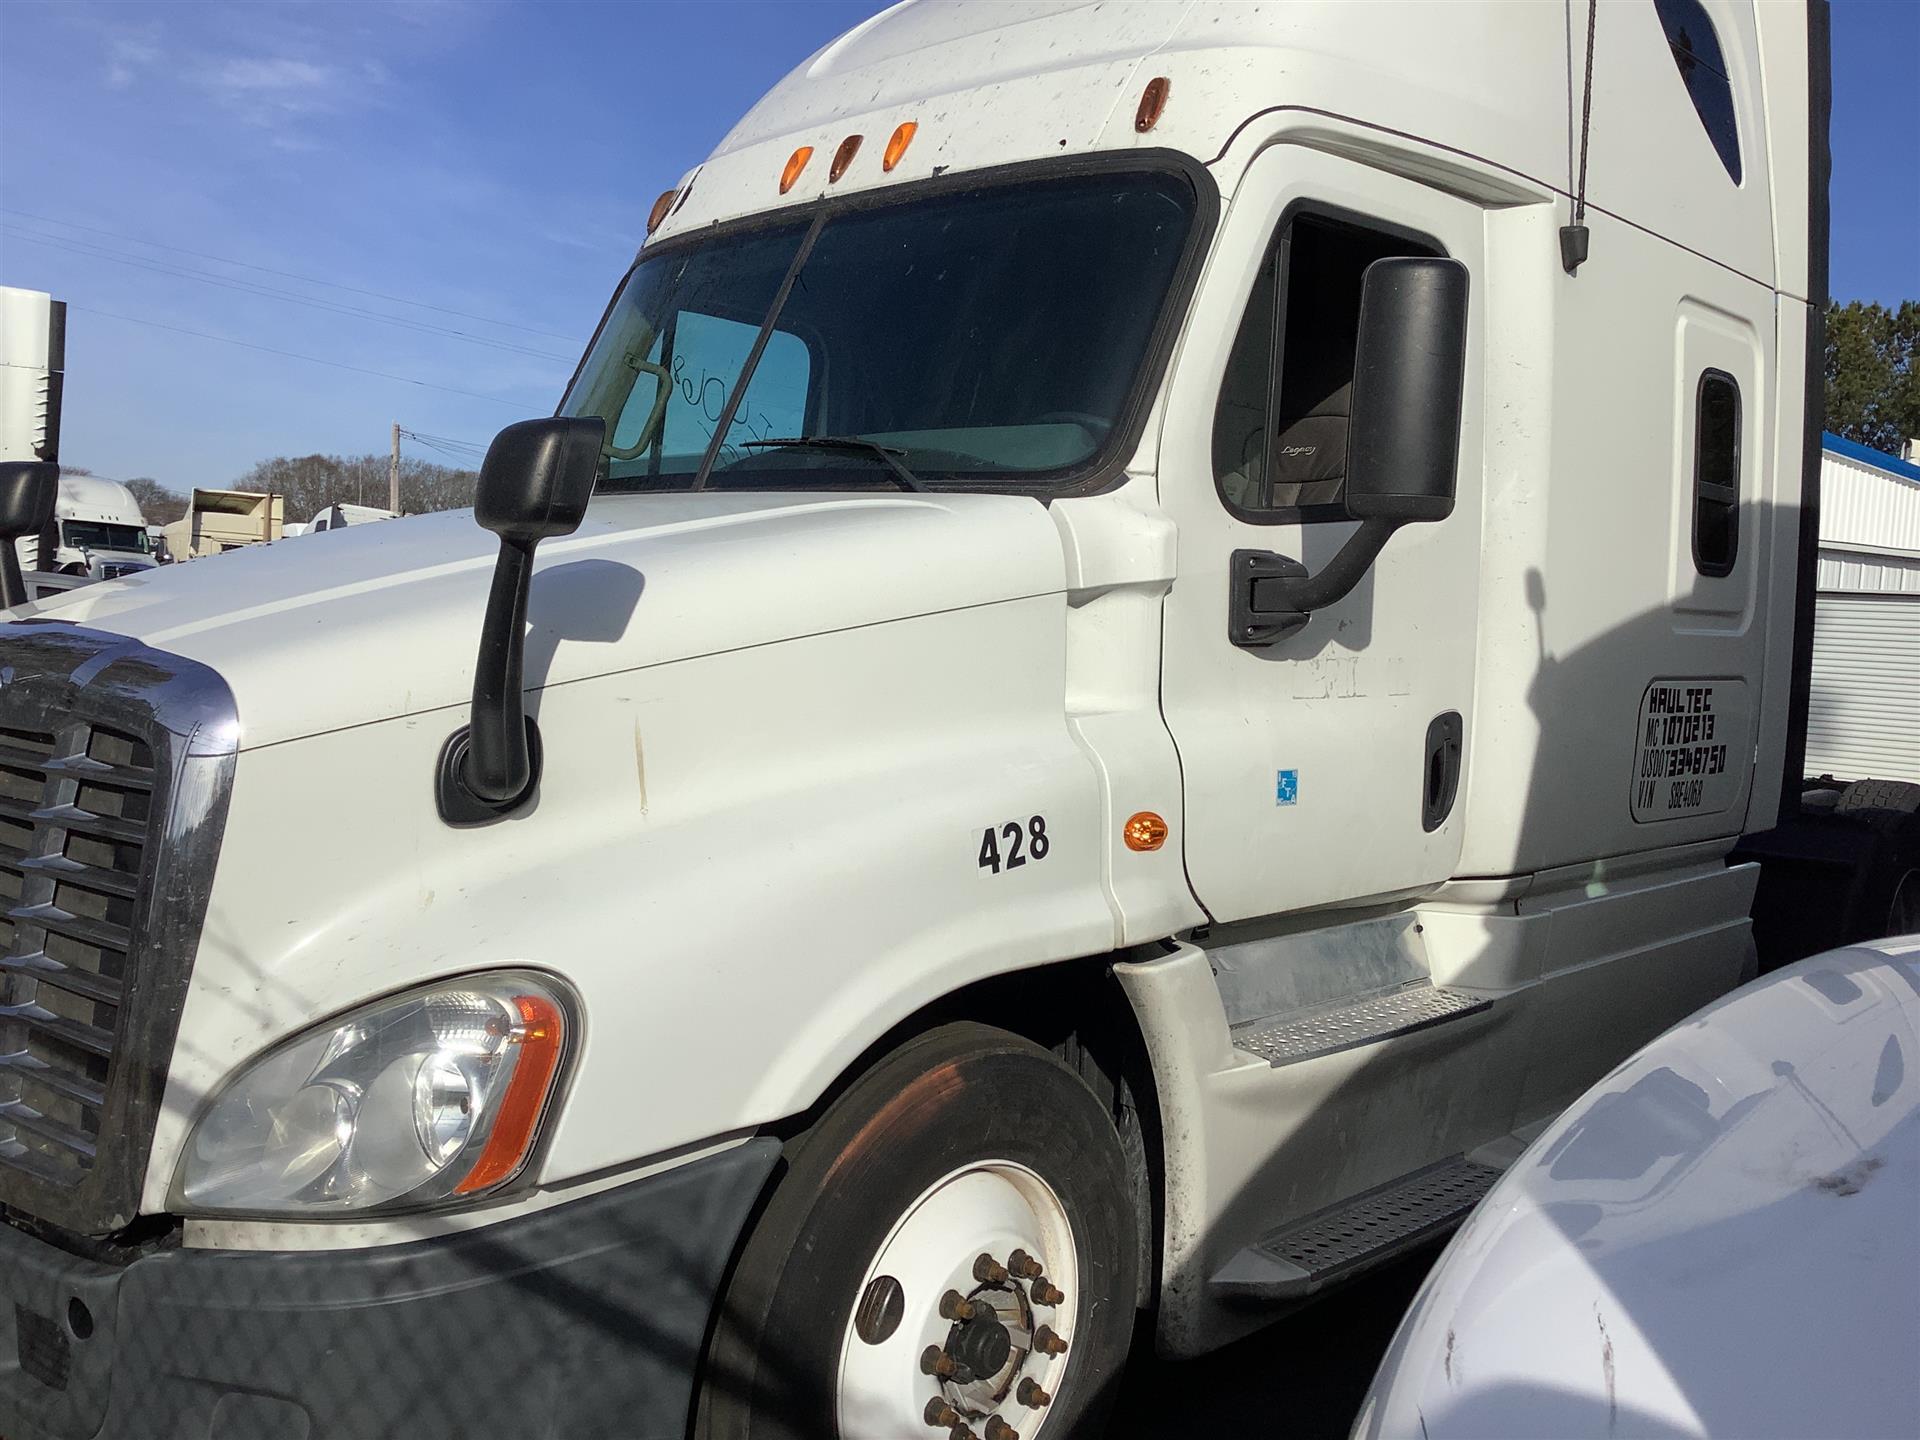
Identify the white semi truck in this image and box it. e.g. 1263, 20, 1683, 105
15, 474, 160, 582
0, 3, 1844, 1438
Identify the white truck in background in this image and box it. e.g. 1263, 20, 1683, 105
15, 474, 160, 581
285, 500, 400, 538
0, 5, 1882, 1440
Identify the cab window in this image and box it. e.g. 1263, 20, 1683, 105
1213, 209, 1440, 522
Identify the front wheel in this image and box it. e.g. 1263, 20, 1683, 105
695, 1022, 1140, 1440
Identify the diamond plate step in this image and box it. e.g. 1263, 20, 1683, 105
1211, 1156, 1503, 1304
1232, 982, 1490, 1067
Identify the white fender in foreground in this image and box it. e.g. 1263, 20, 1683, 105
1356, 937, 1920, 1440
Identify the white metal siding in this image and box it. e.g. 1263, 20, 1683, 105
1817, 546, 1920, 595
1806, 592, 1920, 782
1821, 449, 1920, 554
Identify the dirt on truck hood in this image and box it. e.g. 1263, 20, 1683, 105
7, 490, 1067, 750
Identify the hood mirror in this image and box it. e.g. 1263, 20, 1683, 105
0, 461, 60, 609
437, 416, 605, 826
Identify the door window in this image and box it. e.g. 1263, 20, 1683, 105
1654, 0, 1742, 184
1212, 208, 1440, 522
1691, 369, 1740, 576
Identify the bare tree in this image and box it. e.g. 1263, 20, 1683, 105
122, 478, 189, 526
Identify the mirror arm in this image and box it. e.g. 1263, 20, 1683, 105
465, 537, 538, 801
1231, 518, 1405, 648
1267, 517, 1401, 614
0, 542, 28, 611
436, 534, 544, 825
0, 461, 60, 609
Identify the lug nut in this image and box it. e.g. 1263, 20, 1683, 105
1006, 1248, 1044, 1279
983, 1419, 1021, 1440
921, 1345, 958, 1378
925, 1397, 963, 1429
973, 1252, 1009, 1285
1030, 1277, 1064, 1307
1032, 1324, 1069, 1356
1017, 1378, 1053, 1409
950, 1428, 979, 1440
939, 1289, 980, 1322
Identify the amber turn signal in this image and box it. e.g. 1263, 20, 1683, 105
1135, 76, 1171, 133
646, 188, 677, 235
882, 121, 918, 172
780, 146, 814, 195
1123, 812, 1169, 852
829, 134, 863, 182
453, 992, 566, 1194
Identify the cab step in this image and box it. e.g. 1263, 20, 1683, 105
1209, 1155, 1503, 1305
1230, 981, 1490, 1067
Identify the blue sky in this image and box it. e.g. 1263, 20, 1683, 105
0, 0, 1913, 491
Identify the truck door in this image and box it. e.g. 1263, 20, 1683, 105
1157, 147, 1486, 923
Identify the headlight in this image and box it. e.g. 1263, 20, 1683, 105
175, 971, 574, 1215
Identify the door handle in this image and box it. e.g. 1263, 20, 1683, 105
1423, 711, 1464, 831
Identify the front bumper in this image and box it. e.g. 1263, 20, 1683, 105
0, 1137, 779, 1440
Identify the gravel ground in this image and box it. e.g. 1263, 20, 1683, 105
1109, 1246, 1442, 1438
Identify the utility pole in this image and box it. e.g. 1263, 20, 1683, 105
389, 423, 401, 514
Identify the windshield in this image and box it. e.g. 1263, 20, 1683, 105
563, 168, 1198, 492
62, 520, 151, 554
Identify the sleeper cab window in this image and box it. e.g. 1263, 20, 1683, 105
1655, 0, 1742, 183
1212, 209, 1439, 523
1692, 369, 1741, 576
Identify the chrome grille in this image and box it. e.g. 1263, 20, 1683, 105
0, 623, 236, 1235
0, 722, 155, 1188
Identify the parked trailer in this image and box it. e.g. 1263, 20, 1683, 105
0, 3, 1863, 1438
1737, 433, 1920, 963
159, 486, 285, 560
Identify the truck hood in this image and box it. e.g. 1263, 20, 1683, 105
10, 491, 1067, 750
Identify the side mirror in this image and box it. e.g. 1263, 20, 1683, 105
1344, 257, 1469, 524
0, 461, 60, 609
437, 416, 605, 825
1230, 256, 1469, 646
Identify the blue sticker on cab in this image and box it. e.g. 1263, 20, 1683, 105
1276, 770, 1298, 806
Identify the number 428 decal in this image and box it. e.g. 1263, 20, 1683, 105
978, 816, 1050, 875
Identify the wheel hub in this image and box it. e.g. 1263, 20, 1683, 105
946, 1301, 1014, 1384
835, 1162, 1077, 1440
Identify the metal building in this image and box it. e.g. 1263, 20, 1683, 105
1807, 433, 1920, 782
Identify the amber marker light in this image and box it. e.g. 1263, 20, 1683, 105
453, 993, 567, 1194
1135, 76, 1171, 133
829, 134, 864, 182
882, 121, 918, 172
780, 146, 815, 195
646, 188, 677, 235
1124, 812, 1169, 852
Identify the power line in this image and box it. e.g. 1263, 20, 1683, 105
1, 205, 583, 342
71, 305, 539, 411
400, 429, 490, 464
6, 227, 575, 363
401, 429, 488, 453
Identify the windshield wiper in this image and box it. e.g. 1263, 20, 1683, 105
739, 435, 926, 493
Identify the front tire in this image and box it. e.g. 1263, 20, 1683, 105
695, 1022, 1139, 1440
